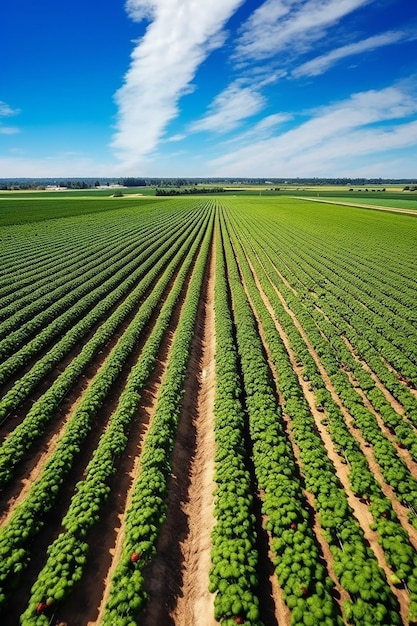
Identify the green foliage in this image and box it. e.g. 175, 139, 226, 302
101, 208, 214, 624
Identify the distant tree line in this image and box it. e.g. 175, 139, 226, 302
0, 179, 104, 190
119, 178, 147, 187
155, 187, 226, 196
2, 176, 417, 191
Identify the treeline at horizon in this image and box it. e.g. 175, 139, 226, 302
1, 176, 417, 191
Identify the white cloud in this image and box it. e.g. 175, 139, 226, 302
221, 112, 292, 145
208, 85, 417, 176
111, 0, 245, 170
249, 112, 292, 133
274, 121, 417, 175
292, 30, 407, 78
235, 0, 373, 61
125, 0, 156, 22
0, 101, 20, 136
188, 82, 265, 133
0, 101, 19, 117
166, 133, 186, 142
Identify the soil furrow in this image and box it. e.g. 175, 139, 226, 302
171, 230, 216, 626
342, 336, 417, 419
345, 369, 417, 476
79, 245, 201, 626
62, 327, 178, 626
236, 249, 348, 621
141, 233, 216, 626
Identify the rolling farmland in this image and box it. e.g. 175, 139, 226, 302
1, 195, 417, 625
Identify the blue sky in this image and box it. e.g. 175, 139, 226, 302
1, 0, 417, 178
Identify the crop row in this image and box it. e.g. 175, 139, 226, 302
1, 212, 157, 322
259, 250, 417, 516
275, 236, 416, 383
0, 206, 194, 361
100, 205, 214, 624
1, 209, 151, 302
0, 200, 160, 288
18, 205, 214, 625
219, 208, 342, 625
244, 204, 416, 374
209, 209, 261, 625
231, 202, 417, 436
0, 211, 171, 333
0, 204, 207, 421
265, 238, 417, 426
224, 200, 417, 622
0, 206, 210, 487
257, 212, 417, 385
224, 207, 403, 625
1, 196, 415, 624
0, 204, 212, 612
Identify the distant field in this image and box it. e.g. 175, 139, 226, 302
280, 190, 415, 202
311, 196, 417, 211
2, 183, 416, 208
0, 186, 157, 199
220, 185, 417, 203
0, 196, 161, 226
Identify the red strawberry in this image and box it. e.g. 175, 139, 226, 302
36, 602, 47, 614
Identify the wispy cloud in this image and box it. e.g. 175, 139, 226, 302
0, 101, 19, 117
235, 0, 373, 62
111, 0, 245, 170
292, 30, 408, 78
267, 120, 417, 177
208, 85, 417, 175
221, 112, 293, 145
0, 101, 20, 135
188, 82, 265, 133
165, 133, 186, 142
125, 0, 156, 22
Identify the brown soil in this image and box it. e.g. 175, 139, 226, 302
171, 235, 217, 626
238, 249, 348, 620
63, 340, 171, 626
342, 337, 409, 417
53, 241, 200, 626
140, 230, 216, 626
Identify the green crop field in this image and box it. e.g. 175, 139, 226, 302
0, 196, 163, 226
310, 196, 417, 210
1, 195, 417, 625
